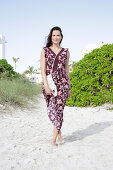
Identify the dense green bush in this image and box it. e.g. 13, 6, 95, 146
0, 59, 17, 79
66, 44, 113, 107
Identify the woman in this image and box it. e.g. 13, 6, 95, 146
40, 26, 71, 146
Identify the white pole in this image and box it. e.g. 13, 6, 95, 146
0, 35, 7, 59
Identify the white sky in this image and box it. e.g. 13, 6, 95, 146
0, 0, 113, 73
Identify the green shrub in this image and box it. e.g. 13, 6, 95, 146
0, 59, 42, 108
0, 59, 16, 79
66, 44, 113, 107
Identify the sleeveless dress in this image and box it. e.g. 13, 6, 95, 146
41, 46, 70, 134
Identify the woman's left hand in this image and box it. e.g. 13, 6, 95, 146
67, 90, 71, 99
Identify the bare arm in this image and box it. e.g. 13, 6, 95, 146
65, 48, 70, 89
40, 48, 48, 87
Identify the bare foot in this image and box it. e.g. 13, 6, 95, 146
51, 139, 57, 146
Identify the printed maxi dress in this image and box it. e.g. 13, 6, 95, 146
42, 47, 70, 134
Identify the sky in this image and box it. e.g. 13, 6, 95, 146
0, 0, 113, 74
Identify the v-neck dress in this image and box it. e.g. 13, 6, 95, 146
41, 46, 70, 134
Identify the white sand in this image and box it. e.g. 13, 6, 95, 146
0, 94, 113, 170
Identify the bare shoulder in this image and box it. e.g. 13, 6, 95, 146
41, 47, 47, 56
41, 47, 46, 52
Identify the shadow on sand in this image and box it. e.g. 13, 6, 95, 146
63, 121, 113, 143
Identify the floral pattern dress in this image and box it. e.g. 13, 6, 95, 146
41, 46, 70, 134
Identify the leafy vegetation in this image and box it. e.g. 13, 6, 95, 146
0, 59, 17, 79
66, 44, 113, 107
24, 66, 37, 74
0, 59, 42, 108
12, 57, 20, 72
0, 77, 42, 108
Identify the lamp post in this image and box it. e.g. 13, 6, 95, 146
0, 35, 7, 59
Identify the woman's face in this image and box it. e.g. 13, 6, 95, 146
51, 30, 62, 45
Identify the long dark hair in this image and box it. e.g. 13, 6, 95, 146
45, 26, 63, 47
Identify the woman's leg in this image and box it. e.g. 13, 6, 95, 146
58, 131, 63, 142
51, 125, 59, 145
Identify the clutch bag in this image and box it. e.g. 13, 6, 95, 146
47, 74, 57, 96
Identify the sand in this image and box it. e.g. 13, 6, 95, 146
0, 94, 113, 170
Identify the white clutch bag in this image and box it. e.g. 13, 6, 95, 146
46, 47, 59, 97
47, 74, 57, 96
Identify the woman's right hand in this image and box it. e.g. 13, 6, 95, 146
45, 85, 53, 96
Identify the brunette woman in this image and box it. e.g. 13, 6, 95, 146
40, 26, 71, 146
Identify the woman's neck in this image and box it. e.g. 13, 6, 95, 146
51, 44, 61, 49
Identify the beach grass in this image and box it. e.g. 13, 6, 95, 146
0, 77, 43, 109
107, 107, 113, 110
